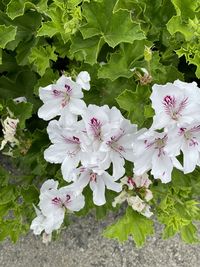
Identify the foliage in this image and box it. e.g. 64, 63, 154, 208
0, 0, 200, 246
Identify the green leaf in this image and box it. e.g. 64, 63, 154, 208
170, 0, 198, 18
6, 11, 42, 51
6, 0, 35, 20
0, 165, 9, 186
70, 32, 104, 65
0, 186, 15, 205
34, 68, 59, 95
81, 0, 145, 48
0, 70, 37, 100
37, 2, 82, 43
104, 207, 154, 247
116, 85, 151, 126
0, 25, 17, 48
167, 15, 194, 41
98, 41, 148, 81
7, 100, 33, 129
21, 185, 39, 203
180, 223, 199, 244
0, 48, 2, 64
29, 45, 58, 76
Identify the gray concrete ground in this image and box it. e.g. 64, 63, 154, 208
0, 212, 199, 267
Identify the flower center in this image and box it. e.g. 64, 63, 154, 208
179, 127, 200, 147
145, 134, 167, 157
52, 197, 62, 206
163, 95, 188, 120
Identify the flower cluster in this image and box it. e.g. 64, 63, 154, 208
112, 174, 153, 218
32, 71, 138, 236
133, 80, 200, 183
30, 179, 84, 238
32, 73, 200, 237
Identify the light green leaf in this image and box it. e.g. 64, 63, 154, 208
170, 0, 198, 18
104, 207, 154, 247
81, 0, 145, 48
6, 0, 35, 20
0, 25, 17, 48
37, 21, 58, 38
167, 16, 194, 41
180, 223, 199, 244
29, 46, 58, 76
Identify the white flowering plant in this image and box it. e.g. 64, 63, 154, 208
0, 0, 200, 247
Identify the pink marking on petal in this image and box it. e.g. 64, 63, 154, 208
66, 194, 71, 202
163, 95, 188, 120
53, 89, 61, 96
127, 177, 136, 187
90, 172, 97, 182
52, 197, 62, 206
89, 117, 102, 138
65, 84, 72, 94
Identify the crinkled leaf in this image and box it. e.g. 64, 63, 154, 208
81, 0, 145, 48
180, 223, 199, 244
70, 32, 104, 65
104, 207, 154, 247
98, 41, 148, 81
116, 85, 151, 126
6, 0, 34, 20
0, 25, 17, 48
29, 45, 57, 76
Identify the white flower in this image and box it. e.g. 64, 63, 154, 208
68, 166, 122, 206
80, 105, 137, 178
44, 119, 90, 181
31, 179, 85, 236
0, 117, 19, 150
98, 111, 137, 178
166, 124, 200, 173
76, 71, 91, 91
38, 75, 86, 121
150, 80, 200, 129
133, 130, 182, 183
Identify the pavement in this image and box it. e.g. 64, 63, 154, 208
0, 212, 199, 267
